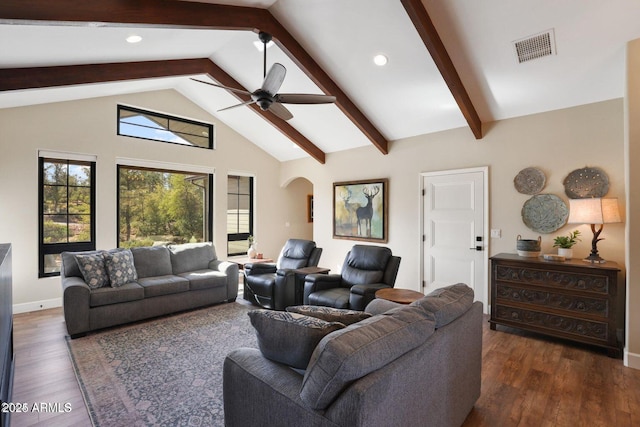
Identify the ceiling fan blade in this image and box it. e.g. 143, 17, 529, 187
190, 78, 253, 96
261, 63, 286, 96
217, 99, 256, 112
268, 102, 293, 121
277, 93, 337, 104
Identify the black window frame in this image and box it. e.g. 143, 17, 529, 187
117, 104, 214, 149
38, 157, 96, 278
227, 175, 254, 256
116, 164, 214, 248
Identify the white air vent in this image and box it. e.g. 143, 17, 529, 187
513, 29, 556, 63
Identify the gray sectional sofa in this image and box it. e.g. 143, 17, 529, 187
61, 242, 238, 337
224, 284, 482, 427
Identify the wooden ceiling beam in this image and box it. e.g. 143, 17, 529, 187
0, 58, 325, 163
0, 0, 387, 157
400, 0, 483, 139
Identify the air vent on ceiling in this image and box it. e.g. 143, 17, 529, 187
513, 29, 556, 64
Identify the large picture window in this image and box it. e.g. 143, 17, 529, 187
227, 175, 254, 256
118, 165, 213, 248
39, 157, 96, 277
117, 105, 214, 149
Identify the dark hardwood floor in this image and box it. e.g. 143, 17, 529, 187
8, 304, 640, 427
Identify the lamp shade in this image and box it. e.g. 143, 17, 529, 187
568, 198, 621, 225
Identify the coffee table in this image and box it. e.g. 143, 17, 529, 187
375, 288, 424, 304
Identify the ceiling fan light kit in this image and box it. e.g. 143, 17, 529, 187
192, 31, 336, 121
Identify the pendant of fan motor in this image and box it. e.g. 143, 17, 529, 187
251, 89, 274, 111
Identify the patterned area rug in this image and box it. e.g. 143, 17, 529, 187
66, 302, 257, 427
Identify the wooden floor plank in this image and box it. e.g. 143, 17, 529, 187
8, 307, 640, 427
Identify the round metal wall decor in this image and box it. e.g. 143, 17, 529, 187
563, 166, 609, 199
521, 194, 569, 234
514, 167, 546, 195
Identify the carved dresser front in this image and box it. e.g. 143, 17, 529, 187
490, 253, 622, 358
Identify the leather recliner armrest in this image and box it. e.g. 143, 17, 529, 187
303, 274, 343, 304
244, 262, 277, 276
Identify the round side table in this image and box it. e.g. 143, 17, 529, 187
375, 288, 424, 304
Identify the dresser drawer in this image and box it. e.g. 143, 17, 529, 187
494, 305, 609, 342
495, 264, 609, 295
495, 283, 609, 318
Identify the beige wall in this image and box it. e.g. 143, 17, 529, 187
0, 89, 308, 310
282, 98, 628, 355
626, 39, 640, 368
0, 80, 634, 366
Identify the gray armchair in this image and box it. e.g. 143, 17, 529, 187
303, 245, 401, 310
244, 239, 322, 310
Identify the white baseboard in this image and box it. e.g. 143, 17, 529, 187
625, 349, 640, 370
13, 298, 62, 314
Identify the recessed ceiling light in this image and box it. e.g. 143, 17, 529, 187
126, 35, 142, 44
373, 54, 388, 66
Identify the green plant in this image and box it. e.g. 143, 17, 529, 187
248, 235, 254, 246
553, 230, 581, 249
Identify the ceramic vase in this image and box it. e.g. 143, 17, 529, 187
557, 247, 573, 260
247, 244, 257, 259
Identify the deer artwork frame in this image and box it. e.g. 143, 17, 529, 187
333, 178, 388, 242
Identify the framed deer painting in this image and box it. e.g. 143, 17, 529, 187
333, 178, 388, 242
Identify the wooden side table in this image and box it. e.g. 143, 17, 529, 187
293, 266, 330, 305
375, 288, 424, 304
229, 257, 274, 270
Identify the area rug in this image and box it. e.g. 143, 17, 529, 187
66, 302, 257, 427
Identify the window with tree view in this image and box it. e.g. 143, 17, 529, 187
118, 166, 213, 248
227, 175, 254, 256
39, 157, 95, 277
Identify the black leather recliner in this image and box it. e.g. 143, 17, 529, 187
244, 239, 322, 310
303, 245, 401, 311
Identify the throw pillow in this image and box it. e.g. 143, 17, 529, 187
103, 248, 138, 287
286, 305, 372, 326
75, 252, 110, 289
248, 310, 345, 369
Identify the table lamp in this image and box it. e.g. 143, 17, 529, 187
567, 198, 621, 263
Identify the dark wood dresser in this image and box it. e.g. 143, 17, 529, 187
490, 253, 622, 358
0, 244, 13, 427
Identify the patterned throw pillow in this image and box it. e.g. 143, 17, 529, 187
286, 305, 372, 326
103, 249, 138, 287
248, 310, 345, 369
75, 253, 110, 289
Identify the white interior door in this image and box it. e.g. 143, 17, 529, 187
422, 168, 487, 309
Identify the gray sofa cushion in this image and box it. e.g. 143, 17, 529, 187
104, 248, 138, 287
137, 275, 189, 298
131, 246, 172, 278
300, 305, 436, 409
248, 310, 345, 370
411, 283, 474, 328
179, 269, 227, 291
89, 282, 144, 307
169, 242, 216, 275
287, 305, 372, 326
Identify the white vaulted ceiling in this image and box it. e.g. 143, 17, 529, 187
1, 0, 639, 162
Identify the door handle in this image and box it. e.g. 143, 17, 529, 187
469, 246, 483, 251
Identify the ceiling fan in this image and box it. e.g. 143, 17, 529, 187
191, 32, 336, 121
